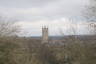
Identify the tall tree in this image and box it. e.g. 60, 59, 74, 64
83, 0, 96, 34
0, 16, 21, 64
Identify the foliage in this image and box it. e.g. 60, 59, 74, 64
0, 38, 20, 64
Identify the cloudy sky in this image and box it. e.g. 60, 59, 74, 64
0, 0, 89, 36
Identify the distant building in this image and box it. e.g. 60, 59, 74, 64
42, 26, 49, 43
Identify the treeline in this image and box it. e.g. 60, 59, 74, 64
0, 36, 96, 64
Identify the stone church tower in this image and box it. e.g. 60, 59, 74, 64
42, 26, 49, 43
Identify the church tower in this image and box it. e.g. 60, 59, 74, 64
42, 26, 49, 43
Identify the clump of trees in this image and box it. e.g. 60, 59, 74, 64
0, 20, 96, 64
0, 16, 21, 64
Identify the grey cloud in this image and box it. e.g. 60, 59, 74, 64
0, 0, 88, 21
0, 0, 58, 8
0, 0, 88, 8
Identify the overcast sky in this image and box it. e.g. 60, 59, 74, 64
0, 0, 89, 36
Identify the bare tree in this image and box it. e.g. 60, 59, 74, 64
87, 22, 96, 34
83, 0, 96, 34
83, 0, 96, 22
0, 16, 20, 37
